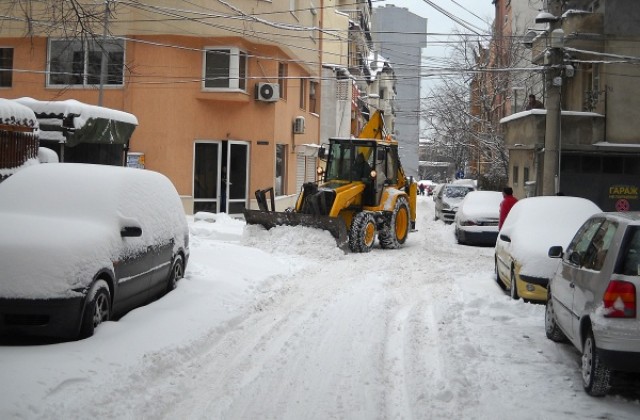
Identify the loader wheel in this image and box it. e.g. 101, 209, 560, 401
379, 196, 410, 249
349, 212, 376, 253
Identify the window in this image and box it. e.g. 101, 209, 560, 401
603, 157, 623, 174
620, 227, 640, 276
565, 218, 603, 266
275, 144, 287, 196
582, 155, 600, 173
583, 221, 617, 271
309, 80, 318, 114
204, 48, 247, 90
0, 48, 13, 87
299, 78, 306, 109
278, 62, 288, 99
48, 39, 124, 87
512, 165, 519, 186
523, 167, 530, 183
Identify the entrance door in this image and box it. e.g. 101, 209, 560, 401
194, 141, 222, 213
225, 141, 250, 214
194, 140, 249, 214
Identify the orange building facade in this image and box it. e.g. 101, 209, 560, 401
0, 1, 333, 214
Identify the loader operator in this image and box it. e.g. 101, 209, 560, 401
352, 152, 372, 182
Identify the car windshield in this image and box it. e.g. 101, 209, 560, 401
325, 143, 375, 181
445, 185, 472, 198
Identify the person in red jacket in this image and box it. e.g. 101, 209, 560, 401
499, 187, 518, 229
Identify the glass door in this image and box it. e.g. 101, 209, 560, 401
193, 141, 221, 213
225, 141, 250, 214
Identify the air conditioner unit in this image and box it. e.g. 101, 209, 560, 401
255, 83, 279, 102
293, 116, 305, 134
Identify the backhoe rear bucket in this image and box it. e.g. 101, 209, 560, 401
243, 209, 349, 252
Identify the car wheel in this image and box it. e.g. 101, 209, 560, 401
510, 268, 519, 300
544, 297, 567, 342
79, 279, 111, 339
582, 329, 611, 397
167, 254, 184, 293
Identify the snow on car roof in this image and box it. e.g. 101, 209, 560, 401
501, 196, 601, 277
458, 191, 502, 219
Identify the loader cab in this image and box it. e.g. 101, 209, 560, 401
323, 139, 398, 207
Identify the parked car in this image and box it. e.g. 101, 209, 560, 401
432, 183, 444, 202
454, 190, 503, 246
545, 212, 640, 396
434, 183, 475, 223
494, 196, 601, 302
0, 163, 190, 340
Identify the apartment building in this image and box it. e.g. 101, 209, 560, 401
0, 0, 348, 214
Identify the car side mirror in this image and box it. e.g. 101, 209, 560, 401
121, 226, 143, 237
377, 148, 386, 161
318, 146, 326, 159
548, 246, 563, 258
499, 234, 511, 243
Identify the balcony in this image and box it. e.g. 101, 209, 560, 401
562, 10, 604, 53
501, 110, 605, 151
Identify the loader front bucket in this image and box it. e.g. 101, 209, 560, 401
243, 209, 349, 252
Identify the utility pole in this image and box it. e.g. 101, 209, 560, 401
541, 0, 563, 195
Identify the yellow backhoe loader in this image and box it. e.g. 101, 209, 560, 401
243, 110, 417, 252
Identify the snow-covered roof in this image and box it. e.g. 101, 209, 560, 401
15, 97, 138, 127
593, 141, 640, 148
500, 109, 604, 124
0, 98, 38, 129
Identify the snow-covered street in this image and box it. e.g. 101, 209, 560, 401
2, 197, 640, 419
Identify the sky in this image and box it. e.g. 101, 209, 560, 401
378, 0, 496, 62
379, 0, 495, 33
2, 195, 639, 418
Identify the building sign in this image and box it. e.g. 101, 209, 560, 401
609, 184, 638, 212
127, 152, 145, 169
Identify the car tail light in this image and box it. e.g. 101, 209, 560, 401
603, 280, 636, 318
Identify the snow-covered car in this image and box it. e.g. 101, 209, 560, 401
0, 163, 189, 340
545, 212, 640, 396
454, 190, 503, 246
434, 183, 475, 223
494, 196, 601, 303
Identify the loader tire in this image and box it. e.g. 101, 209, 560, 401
379, 196, 410, 249
349, 212, 376, 253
